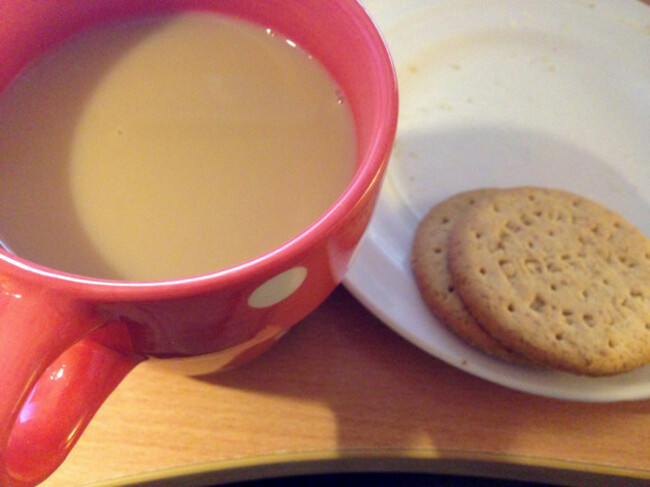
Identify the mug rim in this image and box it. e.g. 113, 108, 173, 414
0, 0, 398, 300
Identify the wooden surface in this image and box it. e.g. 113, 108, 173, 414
41, 287, 650, 487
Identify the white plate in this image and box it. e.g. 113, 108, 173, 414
345, 0, 650, 401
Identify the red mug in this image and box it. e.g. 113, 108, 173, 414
0, 1, 398, 485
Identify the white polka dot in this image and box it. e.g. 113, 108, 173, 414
247, 266, 308, 309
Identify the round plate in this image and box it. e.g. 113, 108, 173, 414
345, 0, 650, 401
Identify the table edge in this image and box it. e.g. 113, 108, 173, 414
86, 448, 650, 487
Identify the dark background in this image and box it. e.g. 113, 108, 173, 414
213, 473, 557, 486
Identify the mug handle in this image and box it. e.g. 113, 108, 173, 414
0, 280, 144, 487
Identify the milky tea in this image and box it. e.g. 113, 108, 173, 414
0, 13, 356, 281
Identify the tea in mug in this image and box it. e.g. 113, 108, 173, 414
0, 13, 356, 281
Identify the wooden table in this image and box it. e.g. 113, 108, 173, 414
41, 287, 649, 487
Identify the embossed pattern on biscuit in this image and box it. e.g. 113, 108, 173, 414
411, 189, 531, 364
447, 187, 650, 376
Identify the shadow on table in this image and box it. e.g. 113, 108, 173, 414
196, 286, 647, 483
